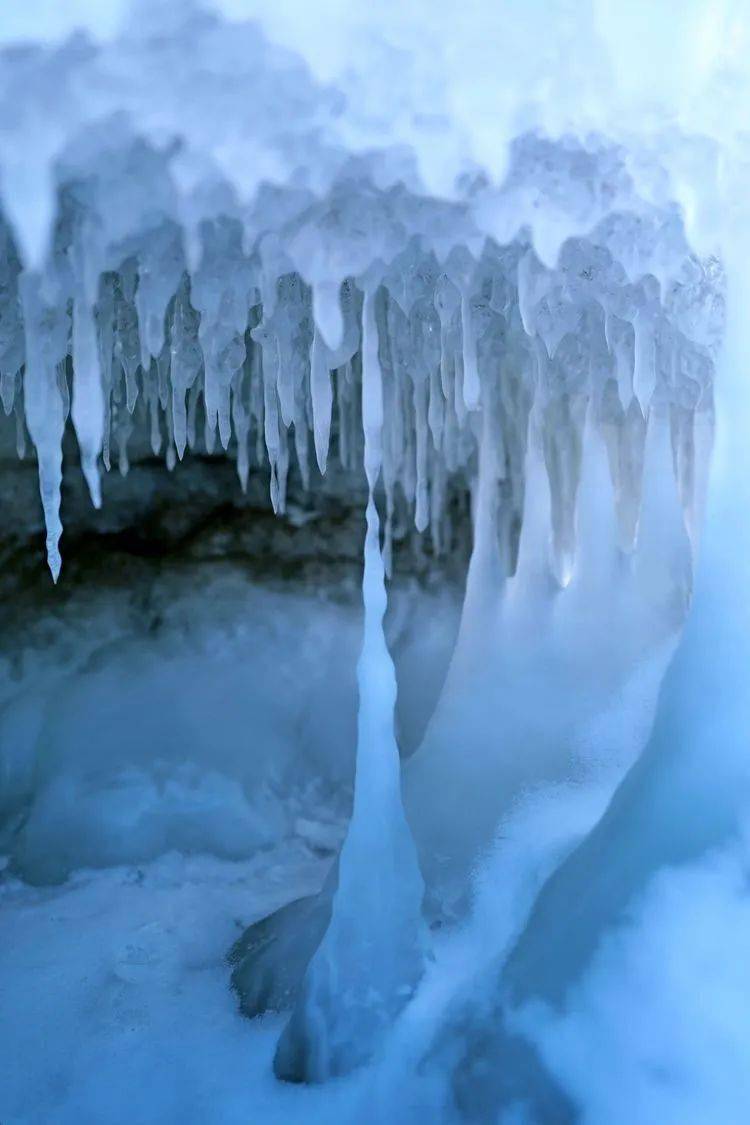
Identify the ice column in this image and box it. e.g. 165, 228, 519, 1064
273, 283, 426, 1083
485, 200, 750, 1022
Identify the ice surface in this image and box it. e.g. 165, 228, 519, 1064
1, 0, 750, 1121
522, 832, 750, 1125
0, 851, 349, 1125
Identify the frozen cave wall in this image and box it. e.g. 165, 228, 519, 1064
0, 7, 726, 901
0, 177, 722, 885
0, 409, 470, 884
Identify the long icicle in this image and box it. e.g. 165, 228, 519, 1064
273, 281, 426, 1083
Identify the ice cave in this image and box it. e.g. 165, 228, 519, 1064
1, 1, 749, 1122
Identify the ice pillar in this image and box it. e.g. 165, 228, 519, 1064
273, 284, 426, 1083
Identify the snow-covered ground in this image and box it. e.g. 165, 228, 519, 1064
0, 847, 348, 1125
0, 562, 463, 1123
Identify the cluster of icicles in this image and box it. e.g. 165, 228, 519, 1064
0, 198, 723, 581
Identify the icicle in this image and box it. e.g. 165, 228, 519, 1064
332, 368, 344, 470
361, 287, 384, 481
56, 359, 70, 423
142, 359, 162, 456
0, 223, 24, 401
217, 379, 233, 450
568, 412, 619, 596
247, 333, 265, 469
1, 368, 18, 416
443, 392, 459, 473
607, 312, 634, 408
294, 408, 311, 491
459, 286, 480, 411
2, 214, 720, 601
312, 279, 343, 352
204, 411, 217, 455
186, 379, 200, 453
505, 408, 554, 607
413, 370, 430, 532
310, 326, 332, 474
633, 306, 658, 410
231, 361, 251, 491
542, 390, 587, 589
435, 274, 459, 399
135, 225, 184, 371
429, 447, 446, 556
517, 248, 547, 337
276, 417, 290, 514
112, 263, 140, 417
336, 359, 357, 473
71, 296, 104, 507
401, 376, 418, 510
276, 340, 295, 430
274, 280, 425, 1083
634, 406, 692, 619
96, 276, 115, 473
254, 322, 283, 510
14, 397, 26, 459
170, 277, 201, 461
427, 358, 445, 451
20, 273, 66, 581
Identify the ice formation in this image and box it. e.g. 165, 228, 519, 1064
1, 0, 749, 1121
273, 306, 426, 1080
0, 154, 723, 585
0, 2, 726, 587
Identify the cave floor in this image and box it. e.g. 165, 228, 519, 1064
0, 843, 372, 1125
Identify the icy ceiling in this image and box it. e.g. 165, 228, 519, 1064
0, 0, 743, 580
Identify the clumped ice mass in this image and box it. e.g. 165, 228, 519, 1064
0, 0, 749, 1122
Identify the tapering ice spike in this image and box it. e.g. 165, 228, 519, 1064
310, 326, 332, 474
313, 279, 344, 352
274, 280, 426, 1082
460, 287, 480, 411
71, 297, 104, 508
20, 273, 66, 581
